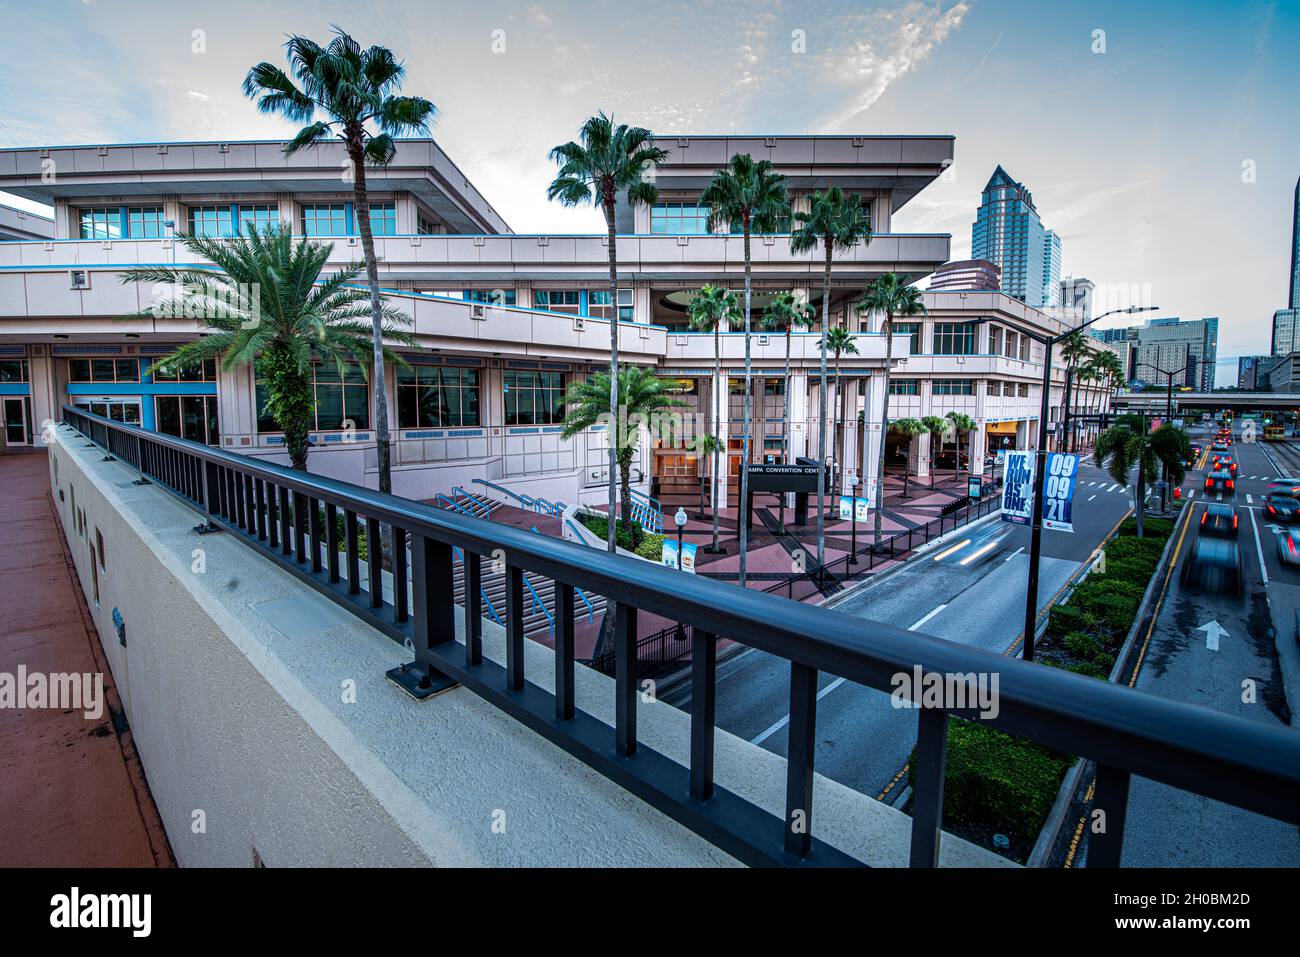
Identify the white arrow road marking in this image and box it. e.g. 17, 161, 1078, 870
1247, 494, 1253, 504
1197, 620, 1228, 651
1251, 508, 1268, 586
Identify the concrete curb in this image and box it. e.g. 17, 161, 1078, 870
1027, 503, 1190, 868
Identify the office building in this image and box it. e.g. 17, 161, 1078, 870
927, 258, 1001, 291
971, 165, 1059, 308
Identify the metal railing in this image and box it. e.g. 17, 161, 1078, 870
61, 405, 1300, 868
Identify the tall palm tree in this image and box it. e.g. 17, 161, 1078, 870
823, 325, 859, 494
921, 415, 949, 486
790, 187, 871, 566
244, 27, 434, 495
700, 154, 790, 585
1058, 330, 1091, 453
889, 418, 928, 498
120, 225, 413, 470
561, 367, 685, 533
856, 272, 927, 545
547, 113, 668, 553
1094, 422, 1189, 537
688, 285, 740, 553
945, 411, 978, 482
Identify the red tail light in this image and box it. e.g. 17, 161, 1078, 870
1227, 480, 1234, 489
1233, 514, 1239, 529
1201, 513, 1206, 524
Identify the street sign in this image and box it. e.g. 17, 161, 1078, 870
680, 541, 697, 574
1001, 451, 1035, 526
839, 495, 870, 522
968, 475, 983, 500
661, 540, 679, 569
661, 540, 697, 573
1042, 452, 1078, 533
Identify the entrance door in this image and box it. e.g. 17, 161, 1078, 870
2, 397, 30, 445
74, 398, 142, 425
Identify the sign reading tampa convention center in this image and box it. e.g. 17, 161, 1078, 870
1000, 450, 1078, 532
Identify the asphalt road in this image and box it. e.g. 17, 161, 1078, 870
662, 455, 1136, 800
1117, 423, 1300, 866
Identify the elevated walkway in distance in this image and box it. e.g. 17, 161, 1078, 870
0, 450, 172, 867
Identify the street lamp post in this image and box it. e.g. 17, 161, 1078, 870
1137, 361, 1180, 514
1021, 305, 1158, 662
674, 507, 688, 567
848, 473, 859, 564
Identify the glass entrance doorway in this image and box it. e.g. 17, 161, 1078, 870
3, 396, 31, 445
73, 397, 142, 425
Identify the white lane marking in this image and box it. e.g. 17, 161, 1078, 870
1250, 507, 1269, 586
1004, 546, 1025, 562
1187, 489, 1195, 499
1087, 494, 1096, 501
909, 604, 948, 631
751, 675, 849, 745
1247, 494, 1253, 504
1107, 484, 1120, 492
1196, 620, 1228, 651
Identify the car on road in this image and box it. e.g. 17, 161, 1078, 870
1182, 535, 1244, 595
1204, 469, 1235, 495
1265, 485, 1300, 523
1210, 441, 1230, 453
930, 523, 1013, 567
1277, 527, 1300, 565
1200, 503, 1239, 538
1212, 453, 1239, 475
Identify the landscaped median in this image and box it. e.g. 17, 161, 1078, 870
906, 506, 1186, 864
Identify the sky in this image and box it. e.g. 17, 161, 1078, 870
2, 0, 1297, 386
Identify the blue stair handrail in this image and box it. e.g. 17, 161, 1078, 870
523, 574, 555, 638
452, 545, 502, 625
534, 524, 595, 624
435, 492, 475, 517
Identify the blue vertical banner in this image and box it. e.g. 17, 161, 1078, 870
1001, 450, 1035, 526
1042, 452, 1078, 532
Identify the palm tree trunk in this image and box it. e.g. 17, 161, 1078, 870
816, 241, 832, 568
1135, 466, 1146, 538
711, 328, 721, 553
738, 221, 753, 586
873, 315, 893, 544
350, 147, 393, 497
603, 194, 621, 547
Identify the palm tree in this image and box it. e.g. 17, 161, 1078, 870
688, 433, 723, 538
823, 325, 859, 493
889, 418, 928, 498
856, 272, 927, 545
1058, 330, 1091, 453
688, 285, 741, 553
1094, 422, 1189, 537
120, 225, 413, 470
561, 367, 685, 533
547, 113, 668, 553
243, 27, 434, 495
921, 415, 949, 485
790, 187, 871, 566
945, 412, 978, 482
700, 154, 790, 585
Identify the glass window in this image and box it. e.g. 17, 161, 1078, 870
300, 204, 348, 237
888, 378, 920, 395
586, 289, 633, 321
535, 290, 581, 314
368, 202, 396, 236
396, 365, 481, 428
933, 379, 975, 396
650, 202, 710, 235
1018, 382, 1030, 397
416, 213, 437, 235
1020, 336, 1030, 361
933, 322, 976, 355
763, 379, 785, 396
126, 206, 165, 238
68, 357, 139, 383
0, 359, 28, 383
255, 361, 370, 432
465, 289, 517, 306
237, 204, 279, 233
891, 322, 921, 354
79, 207, 121, 239
187, 205, 235, 238
151, 358, 217, 382
987, 381, 1001, 396
156, 395, 220, 445
988, 326, 1002, 355
504, 370, 566, 425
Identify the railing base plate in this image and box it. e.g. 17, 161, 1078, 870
192, 522, 221, 535
386, 662, 459, 701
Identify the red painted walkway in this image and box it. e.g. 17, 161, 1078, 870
0, 450, 173, 867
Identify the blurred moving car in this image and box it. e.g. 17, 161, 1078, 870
1265, 480, 1300, 523
1211, 441, 1230, 453
1277, 527, 1300, 565
1182, 535, 1244, 595
1204, 469, 1235, 495
1199, 503, 1239, 538
1212, 452, 1239, 475
930, 523, 1013, 567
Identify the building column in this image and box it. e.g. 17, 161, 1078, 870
859, 370, 886, 507
969, 424, 987, 477
711, 368, 729, 509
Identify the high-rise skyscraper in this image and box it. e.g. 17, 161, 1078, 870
1290, 174, 1299, 309
972, 166, 1056, 307
1271, 176, 1300, 356
1042, 229, 1061, 307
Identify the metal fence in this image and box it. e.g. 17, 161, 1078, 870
60, 406, 1300, 868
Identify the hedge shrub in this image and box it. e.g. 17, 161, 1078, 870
635, 533, 667, 561
580, 514, 644, 551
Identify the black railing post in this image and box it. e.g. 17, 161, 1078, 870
784, 661, 818, 858
690, 629, 716, 801
366, 516, 382, 609
344, 510, 360, 594
615, 602, 638, 757
392, 525, 409, 623
386, 534, 458, 700
324, 502, 340, 582
909, 707, 948, 867
555, 582, 575, 720
464, 551, 483, 667
506, 564, 525, 692
1086, 763, 1132, 867
194, 460, 221, 534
